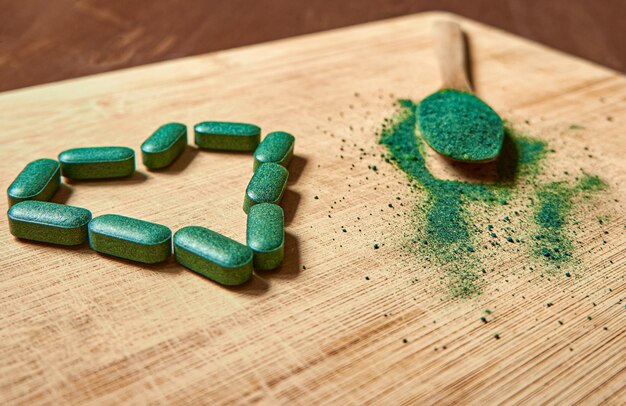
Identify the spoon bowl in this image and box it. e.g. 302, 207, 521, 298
417, 21, 504, 163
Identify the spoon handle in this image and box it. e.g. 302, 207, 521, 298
433, 21, 472, 92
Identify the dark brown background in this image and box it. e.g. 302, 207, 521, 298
1, 0, 625, 92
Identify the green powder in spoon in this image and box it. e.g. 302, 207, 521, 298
417, 89, 504, 162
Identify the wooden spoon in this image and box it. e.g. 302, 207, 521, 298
417, 21, 504, 163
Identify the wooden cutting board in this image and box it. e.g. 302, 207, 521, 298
0, 12, 624, 405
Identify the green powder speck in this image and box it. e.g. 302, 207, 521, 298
578, 175, 607, 192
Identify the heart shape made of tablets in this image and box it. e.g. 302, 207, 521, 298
7, 122, 295, 286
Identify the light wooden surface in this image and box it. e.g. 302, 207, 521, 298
0, 12, 624, 405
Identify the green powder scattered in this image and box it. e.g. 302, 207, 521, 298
536, 183, 570, 229
578, 175, 607, 192
380, 100, 545, 297
378, 99, 607, 298
417, 90, 504, 162
534, 182, 573, 265
533, 175, 608, 269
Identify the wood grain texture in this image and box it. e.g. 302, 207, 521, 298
0, 12, 625, 405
